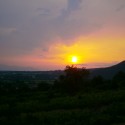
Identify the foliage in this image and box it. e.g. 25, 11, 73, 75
54, 65, 90, 94
112, 71, 125, 88
1, 67, 125, 124
1, 90, 125, 125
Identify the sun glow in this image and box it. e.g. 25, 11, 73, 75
71, 56, 78, 63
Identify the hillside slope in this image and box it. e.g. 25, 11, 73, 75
90, 61, 125, 79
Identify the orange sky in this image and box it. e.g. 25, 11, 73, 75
0, 0, 125, 70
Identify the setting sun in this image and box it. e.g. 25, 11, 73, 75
71, 56, 78, 63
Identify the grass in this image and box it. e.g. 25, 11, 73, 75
1, 89, 125, 125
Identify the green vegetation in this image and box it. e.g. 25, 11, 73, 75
0, 66, 125, 125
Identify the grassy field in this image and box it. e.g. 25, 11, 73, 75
0, 68, 125, 125
1, 88, 125, 125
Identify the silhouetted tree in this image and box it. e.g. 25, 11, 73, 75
91, 76, 113, 90
91, 76, 104, 86
55, 65, 90, 94
112, 71, 125, 88
37, 81, 51, 91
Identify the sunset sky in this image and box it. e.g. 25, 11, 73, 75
0, 0, 125, 70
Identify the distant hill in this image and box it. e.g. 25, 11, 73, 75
1, 61, 125, 80
90, 61, 125, 79
0, 64, 34, 71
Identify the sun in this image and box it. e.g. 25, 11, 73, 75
71, 56, 78, 63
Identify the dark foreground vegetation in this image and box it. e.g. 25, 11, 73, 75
0, 65, 125, 125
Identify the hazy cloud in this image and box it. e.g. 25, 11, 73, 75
36, 8, 51, 16
61, 0, 82, 17
0, 28, 17, 36
68, 0, 82, 11
0, 0, 125, 61
116, 4, 125, 12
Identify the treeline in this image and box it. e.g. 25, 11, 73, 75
54, 65, 125, 94
1, 66, 125, 125
0, 65, 125, 95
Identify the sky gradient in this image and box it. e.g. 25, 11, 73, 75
0, 0, 125, 70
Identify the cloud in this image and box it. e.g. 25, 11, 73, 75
36, 8, 51, 16
61, 0, 82, 17
67, 0, 82, 11
0, 28, 17, 36
78, 62, 117, 68
0, 0, 125, 59
116, 4, 125, 12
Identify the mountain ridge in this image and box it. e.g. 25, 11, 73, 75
0, 60, 125, 80
90, 60, 125, 79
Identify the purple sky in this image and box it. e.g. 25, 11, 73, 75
0, 0, 125, 70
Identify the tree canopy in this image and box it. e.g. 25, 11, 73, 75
55, 65, 90, 94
